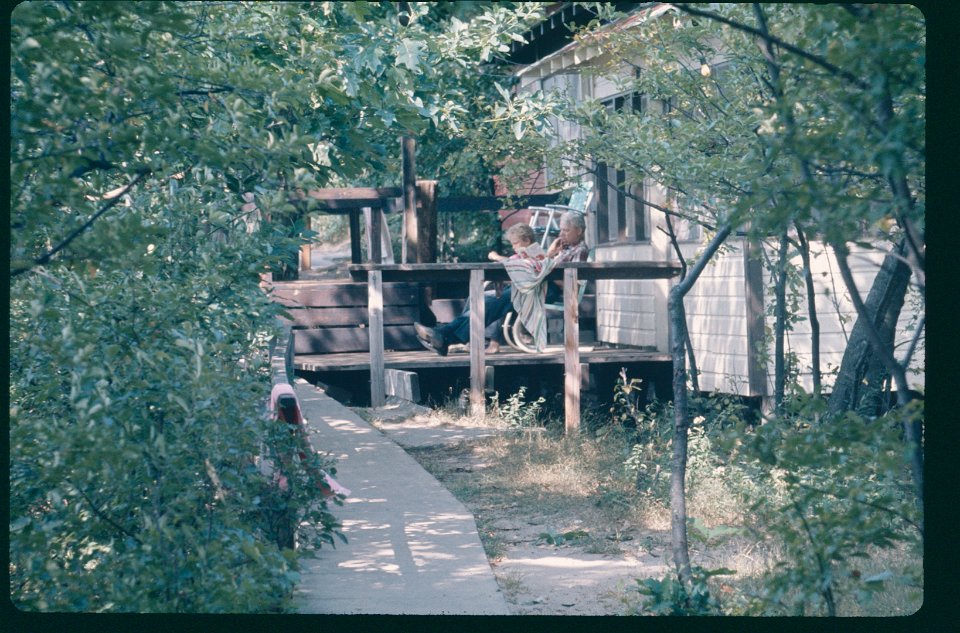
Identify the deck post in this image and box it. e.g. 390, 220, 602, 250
299, 241, 312, 274
564, 267, 581, 433
469, 269, 485, 416
401, 136, 417, 264
349, 209, 362, 264
368, 270, 386, 408
415, 180, 438, 264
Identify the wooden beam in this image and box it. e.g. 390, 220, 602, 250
349, 209, 362, 264
402, 137, 418, 264
305, 186, 402, 200
299, 242, 311, 274
366, 207, 381, 264
304, 186, 402, 202
294, 348, 672, 372
436, 194, 559, 213
469, 269, 486, 416
348, 261, 682, 283
416, 180, 438, 264
368, 270, 385, 408
485, 365, 496, 394
363, 207, 394, 264
384, 368, 420, 403
564, 268, 581, 433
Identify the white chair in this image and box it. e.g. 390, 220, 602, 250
527, 182, 594, 248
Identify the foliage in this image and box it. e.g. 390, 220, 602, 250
728, 399, 923, 616
537, 529, 589, 547
614, 369, 922, 615
632, 566, 735, 616
9, 0, 546, 613
490, 386, 546, 429
437, 209, 504, 263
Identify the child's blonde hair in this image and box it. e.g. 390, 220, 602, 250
505, 223, 535, 245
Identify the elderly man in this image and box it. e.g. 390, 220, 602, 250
414, 211, 589, 356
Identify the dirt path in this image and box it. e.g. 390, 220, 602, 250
364, 405, 672, 615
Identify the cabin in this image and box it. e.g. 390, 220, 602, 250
505, 1, 925, 402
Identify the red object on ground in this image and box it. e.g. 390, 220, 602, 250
269, 383, 350, 498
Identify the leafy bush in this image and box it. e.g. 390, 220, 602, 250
9, 210, 342, 612
632, 566, 735, 615
489, 387, 546, 429
732, 399, 923, 616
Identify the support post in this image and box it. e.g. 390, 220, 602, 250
384, 368, 421, 403
564, 268, 581, 433
415, 180, 438, 264
299, 242, 312, 273
402, 136, 418, 263
368, 270, 385, 408
469, 269, 486, 416
364, 207, 381, 264
363, 207, 393, 264
485, 366, 496, 394
349, 209, 362, 264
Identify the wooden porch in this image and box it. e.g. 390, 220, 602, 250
270, 181, 682, 432
276, 260, 681, 433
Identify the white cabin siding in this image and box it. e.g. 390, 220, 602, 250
595, 242, 660, 348
760, 242, 925, 394
680, 238, 754, 394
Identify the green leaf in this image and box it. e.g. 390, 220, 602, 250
394, 38, 426, 72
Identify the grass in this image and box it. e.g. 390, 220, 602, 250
399, 398, 922, 616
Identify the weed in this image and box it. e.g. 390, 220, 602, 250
490, 387, 546, 429
537, 529, 590, 546
631, 566, 736, 615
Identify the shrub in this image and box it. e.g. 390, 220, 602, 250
9, 205, 340, 613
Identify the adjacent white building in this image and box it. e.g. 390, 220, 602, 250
510, 2, 924, 401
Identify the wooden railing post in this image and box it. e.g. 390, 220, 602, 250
402, 136, 417, 264
368, 270, 386, 408
415, 180, 438, 264
364, 207, 381, 264
564, 267, 581, 433
469, 269, 486, 416
349, 209, 362, 264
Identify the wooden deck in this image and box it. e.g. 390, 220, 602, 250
294, 345, 671, 372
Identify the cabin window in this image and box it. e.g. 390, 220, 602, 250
594, 92, 649, 244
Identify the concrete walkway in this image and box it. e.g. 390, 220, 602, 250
291, 379, 510, 615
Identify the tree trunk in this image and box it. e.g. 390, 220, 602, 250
669, 290, 693, 586
668, 222, 732, 589
773, 231, 789, 411
827, 239, 911, 417
828, 239, 922, 518
794, 222, 821, 396
663, 211, 700, 392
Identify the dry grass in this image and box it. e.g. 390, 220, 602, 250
400, 405, 922, 616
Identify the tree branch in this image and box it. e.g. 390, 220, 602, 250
672, 3, 869, 91
11, 170, 149, 278
68, 479, 142, 545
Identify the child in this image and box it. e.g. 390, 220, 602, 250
488, 223, 545, 265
